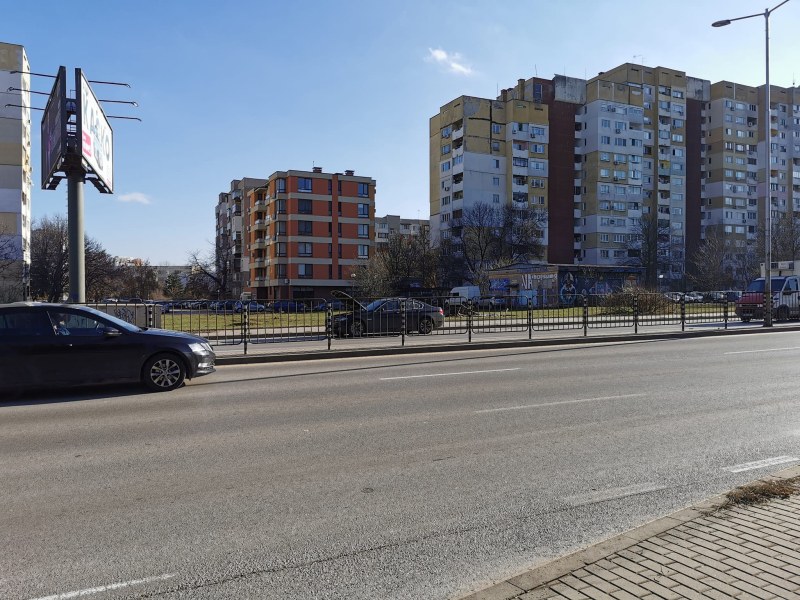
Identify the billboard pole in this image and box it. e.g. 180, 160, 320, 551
66, 169, 85, 303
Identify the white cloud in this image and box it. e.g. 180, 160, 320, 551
426, 47, 474, 76
118, 192, 152, 205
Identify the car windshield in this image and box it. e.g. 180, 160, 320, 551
744, 278, 786, 293
363, 299, 391, 311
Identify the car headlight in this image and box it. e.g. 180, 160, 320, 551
189, 342, 213, 355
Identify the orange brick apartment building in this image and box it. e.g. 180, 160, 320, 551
245, 168, 376, 301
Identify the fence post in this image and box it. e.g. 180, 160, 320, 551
243, 305, 249, 355
527, 297, 532, 340
327, 307, 332, 350
401, 299, 406, 347
724, 300, 728, 330
634, 294, 639, 335
467, 298, 473, 343
680, 295, 686, 332
583, 294, 589, 337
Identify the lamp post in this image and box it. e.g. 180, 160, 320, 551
713, 0, 790, 327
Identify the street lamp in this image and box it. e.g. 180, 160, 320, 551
713, 0, 791, 327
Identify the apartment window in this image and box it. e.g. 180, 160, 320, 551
600, 250, 609, 258
327, 243, 333, 257
491, 141, 500, 151
327, 180, 332, 195
357, 203, 369, 218
614, 138, 626, 147
276, 178, 286, 193
600, 136, 611, 144
275, 199, 286, 214
358, 245, 369, 258
453, 154, 463, 165
600, 234, 609, 242
613, 234, 625, 242
276, 221, 286, 235
441, 161, 451, 172
672, 133, 683, 142
600, 168, 611, 178
298, 264, 313, 279
338, 243, 342, 258
599, 184, 611, 194
275, 264, 287, 278
358, 224, 369, 238
493, 177, 500, 186
512, 157, 528, 167
531, 144, 545, 153
327, 200, 332, 215
600, 152, 610, 161
491, 123, 501, 134
631, 139, 643, 147
441, 195, 451, 205
298, 242, 313, 256
601, 119, 611, 128
298, 177, 312, 192
337, 222, 342, 236
292, 198, 317, 219
494, 159, 500, 168
296, 220, 313, 236
532, 126, 545, 136
492, 194, 500, 203
276, 242, 287, 257
441, 144, 451, 155
358, 182, 369, 197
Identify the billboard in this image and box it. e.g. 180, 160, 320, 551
76, 68, 113, 193
40, 66, 66, 190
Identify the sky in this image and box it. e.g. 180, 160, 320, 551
3, 0, 800, 265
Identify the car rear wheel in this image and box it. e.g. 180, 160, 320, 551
350, 320, 365, 337
143, 353, 186, 392
418, 318, 434, 335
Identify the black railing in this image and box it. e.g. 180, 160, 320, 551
81, 291, 761, 355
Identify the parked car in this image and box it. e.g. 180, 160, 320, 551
684, 291, 704, 303
332, 297, 444, 337
242, 301, 266, 313
664, 292, 684, 303
272, 300, 308, 313
0, 303, 216, 394
212, 300, 241, 313
313, 299, 346, 312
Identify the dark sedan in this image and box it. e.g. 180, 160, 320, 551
332, 297, 444, 337
0, 303, 216, 394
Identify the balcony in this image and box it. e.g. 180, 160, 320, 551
252, 258, 267, 268
452, 127, 464, 140
252, 238, 267, 250
252, 276, 267, 286
252, 219, 269, 232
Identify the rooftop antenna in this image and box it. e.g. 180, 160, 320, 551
534, 64, 538, 77
633, 54, 645, 65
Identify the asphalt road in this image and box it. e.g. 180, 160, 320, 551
2, 332, 799, 600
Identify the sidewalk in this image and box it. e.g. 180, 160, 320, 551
459, 465, 800, 600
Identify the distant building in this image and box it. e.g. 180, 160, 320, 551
215, 178, 267, 298
374, 214, 429, 248
0, 42, 31, 301
244, 167, 376, 300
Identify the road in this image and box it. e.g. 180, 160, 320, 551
2, 332, 799, 599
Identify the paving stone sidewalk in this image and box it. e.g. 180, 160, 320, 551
461, 466, 800, 600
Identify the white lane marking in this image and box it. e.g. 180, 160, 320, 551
723, 456, 799, 473
475, 393, 646, 414
724, 346, 800, 355
28, 573, 176, 600
565, 482, 667, 506
380, 368, 520, 381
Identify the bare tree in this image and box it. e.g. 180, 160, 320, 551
30, 215, 119, 302
625, 211, 680, 290
454, 201, 546, 289
687, 230, 735, 291
30, 215, 69, 301
115, 260, 159, 300
188, 239, 233, 299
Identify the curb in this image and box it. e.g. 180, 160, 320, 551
456, 464, 800, 600
215, 323, 800, 365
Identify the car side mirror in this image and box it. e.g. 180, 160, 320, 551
102, 326, 122, 337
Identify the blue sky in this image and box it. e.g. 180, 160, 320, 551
3, 0, 799, 265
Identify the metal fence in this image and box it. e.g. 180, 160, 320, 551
84, 291, 749, 355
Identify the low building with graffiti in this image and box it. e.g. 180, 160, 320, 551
487, 263, 643, 307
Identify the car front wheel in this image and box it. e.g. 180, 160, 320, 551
143, 353, 186, 392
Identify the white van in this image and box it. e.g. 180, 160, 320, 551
445, 286, 480, 314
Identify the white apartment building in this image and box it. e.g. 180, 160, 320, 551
0, 42, 31, 301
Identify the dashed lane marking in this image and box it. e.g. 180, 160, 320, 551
28, 573, 177, 600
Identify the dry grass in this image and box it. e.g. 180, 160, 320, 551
718, 476, 800, 511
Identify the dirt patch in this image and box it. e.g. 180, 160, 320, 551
717, 476, 800, 511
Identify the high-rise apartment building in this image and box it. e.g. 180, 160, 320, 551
245, 168, 376, 300
0, 42, 31, 301
431, 63, 800, 289
215, 177, 268, 298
